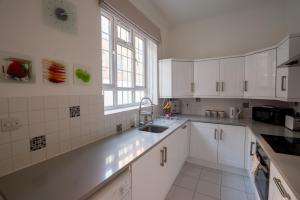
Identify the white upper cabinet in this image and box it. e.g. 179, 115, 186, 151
244, 49, 276, 98
219, 57, 245, 97
159, 59, 194, 98
194, 60, 220, 97
277, 35, 300, 67
276, 67, 300, 101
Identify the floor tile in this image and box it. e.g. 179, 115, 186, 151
196, 180, 221, 199
174, 173, 184, 186
193, 193, 219, 200
200, 168, 221, 184
175, 175, 198, 191
221, 187, 248, 200
181, 163, 202, 179
166, 185, 194, 200
221, 172, 246, 192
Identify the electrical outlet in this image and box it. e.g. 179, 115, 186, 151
1, 118, 21, 132
116, 124, 122, 133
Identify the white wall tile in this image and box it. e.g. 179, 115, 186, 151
28, 110, 44, 124
12, 153, 31, 170
0, 98, 8, 114
58, 119, 69, 131
0, 132, 10, 145
28, 97, 44, 111
80, 96, 89, 106
12, 140, 30, 156
88, 95, 98, 105
44, 96, 58, 109
31, 149, 46, 164
58, 96, 68, 108
9, 112, 28, 125
29, 123, 45, 137
10, 125, 29, 142
68, 95, 80, 107
0, 158, 12, 176
71, 136, 82, 149
59, 129, 70, 141
45, 121, 58, 134
45, 109, 58, 121
0, 143, 12, 160
46, 133, 60, 159
58, 108, 69, 119
60, 140, 71, 153
9, 97, 28, 112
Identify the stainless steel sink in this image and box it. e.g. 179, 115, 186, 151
139, 124, 168, 133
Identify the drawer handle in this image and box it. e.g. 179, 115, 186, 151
220, 129, 223, 140
250, 142, 255, 156
281, 76, 287, 91
216, 82, 219, 92
182, 125, 187, 129
273, 177, 291, 200
214, 129, 218, 140
160, 149, 164, 167
163, 147, 167, 163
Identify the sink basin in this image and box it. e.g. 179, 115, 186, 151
139, 125, 168, 133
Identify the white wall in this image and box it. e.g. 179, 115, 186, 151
129, 0, 170, 59
167, 1, 287, 59
0, 0, 101, 97
287, 0, 300, 34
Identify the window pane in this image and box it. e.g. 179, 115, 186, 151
117, 90, 133, 105
101, 15, 112, 85
117, 45, 133, 88
135, 36, 145, 87
117, 25, 130, 43
135, 90, 145, 103
104, 90, 113, 107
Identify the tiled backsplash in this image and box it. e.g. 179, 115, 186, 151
0, 95, 160, 177
180, 98, 295, 118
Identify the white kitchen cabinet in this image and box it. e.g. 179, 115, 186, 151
190, 122, 246, 169
190, 122, 218, 163
269, 163, 297, 200
194, 60, 220, 97
87, 169, 131, 200
245, 128, 256, 174
219, 57, 245, 97
159, 59, 194, 98
277, 35, 300, 67
276, 67, 300, 101
132, 123, 189, 200
218, 124, 246, 169
244, 49, 276, 98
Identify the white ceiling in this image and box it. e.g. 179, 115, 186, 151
151, 0, 285, 25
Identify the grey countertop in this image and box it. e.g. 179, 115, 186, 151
180, 115, 300, 200
0, 118, 187, 200
1, 115, 300, 200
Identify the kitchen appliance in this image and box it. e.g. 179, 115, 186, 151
211, 110, 218, 118
229, 107, 241, 119
252, 106, 294, 125
204, 110, 211, 118
170, 100, 180, 114
261, 134, 300, 156
218, 111, 226, 118
285, 115, 300, 131
254, 142, 270, 200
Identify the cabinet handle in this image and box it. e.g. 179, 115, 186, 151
244, 81, 248, 92
191, 83, 195, 92
182, 124, 187, 129
273, 177, 291, 200
160, 149, 164, 167
222, 82, 225, 92
220, 129, 223, 140
214, 129, 218, 140
250, 142, 255, 156
163, 147, 167, 163
281, 76, 287, 91
216, 82, 219, 92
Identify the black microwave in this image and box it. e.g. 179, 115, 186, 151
252, 106, 294, 125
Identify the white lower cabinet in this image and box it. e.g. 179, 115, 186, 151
245, 128, 257, 174
190, 122, 246, 169
87, 169, 131, 200
131, 123, 189, 200
269, 163, 297, 200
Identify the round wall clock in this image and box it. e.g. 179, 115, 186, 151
42, 0, 77, 34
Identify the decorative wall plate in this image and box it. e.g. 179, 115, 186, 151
0, 51, 35, 83
42, 0, 77, 34
43, 59, 68, 85
73, 64, 92, 86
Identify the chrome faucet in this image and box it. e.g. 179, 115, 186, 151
138, 97, 154, 127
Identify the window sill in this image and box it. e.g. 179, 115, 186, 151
104, 105, 153, 115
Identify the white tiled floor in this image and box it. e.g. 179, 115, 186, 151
166, 162, 256, 200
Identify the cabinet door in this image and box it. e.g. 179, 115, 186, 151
245, 128, 256, 175
159, 61, 172, 98
276, 68, 288, 98
245, 49, 276, 98
277, 40, 289, 66
132, 143, 165, 200
218, 125, 246, 168
172, 61, 194, 97
220, 57, 245, 97
194, 60, 220, 96
190, 122, 218, 163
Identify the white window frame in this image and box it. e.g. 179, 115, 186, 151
101, 10, 147, 111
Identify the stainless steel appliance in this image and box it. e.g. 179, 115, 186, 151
254, 143, 270, 200
252, 106, 294, 125
261, 134, 300, 156
285, 115, 300, 131
229, 107, 241, 119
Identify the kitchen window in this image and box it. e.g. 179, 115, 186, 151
101, 10, 157, 111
